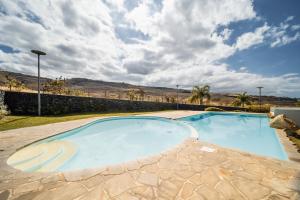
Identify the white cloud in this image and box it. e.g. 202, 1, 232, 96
235, 23, 269, 50
0, 0, 299, 97
235, 16, 300, 50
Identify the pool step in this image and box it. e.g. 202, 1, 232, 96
7, 141, 77, 172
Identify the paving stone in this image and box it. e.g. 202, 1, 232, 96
179, 182, 197, 199
188, 173, 202, 185
12, 191, 41, 200
195, 185, 225, 200
103, 173, 136, 197
158, 180, 178, 199
200, 168, 220, 187
267, 193, 291, 200
137, 172, 158, 186
0, 190, 10, 200
77, 185, 107, 200
232, 179, 270, 200
13, 181, 41, 195
215, 180, 245, 199
33, 182, 87, 200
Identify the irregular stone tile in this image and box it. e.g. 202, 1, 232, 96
101, 165, 125, 175
137, 172, 158, 186
13, 181, 41, 195
141, 164, 159, 174
115, 192, 139, 200
260, 178, 294, 196
0, 190, 9, 200
126, 161, 142, 171
103, 173, 136, 197
175, 170, 195, 179
63, 168, 104, 181
129, 186, 154, 199
232, 179, 270, 200
195, 185, 225, 200
200, 168, 220, 188
80, 175, 106, 190
215, 180, 245, 199
77, 185, 107, 200
158, 180, 178, 199
12, 191, 41, 200
267, 193, 291, 200
179, 182, 196, 199
186, 193, 205, 200
188, 173, 202, 186
41, 174, 65, 184
33, 182, 87, 200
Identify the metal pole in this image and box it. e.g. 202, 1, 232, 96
38, 55, 41, 116
257, 87, 263, 112
31, 50, 46, 116
176, 85, 179, 110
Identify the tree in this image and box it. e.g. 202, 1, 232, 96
5, 75, 26, 91
137, 89, 145, 101
127, 89, 136, 101
233, 92, 251, 107
42, 76, 66, 94
189, 85, 210, 105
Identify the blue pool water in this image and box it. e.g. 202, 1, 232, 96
180, 112, 288, 160
39, 117, 192, 171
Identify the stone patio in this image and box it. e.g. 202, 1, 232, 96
0, 111, 300, 200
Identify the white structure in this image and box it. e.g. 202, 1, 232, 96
271, 107, 300, 126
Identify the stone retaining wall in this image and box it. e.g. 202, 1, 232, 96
3, 91, 245, 115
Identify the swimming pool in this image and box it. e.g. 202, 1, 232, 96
7, 116, 195, 172
180, 112, 288, 160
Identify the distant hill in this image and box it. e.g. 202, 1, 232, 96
0, 70, 298, 106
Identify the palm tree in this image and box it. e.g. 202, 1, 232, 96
127, 89, 136, 101
189, 85, 210, 105
233, 92, 251, 107
137, 89, 145, 101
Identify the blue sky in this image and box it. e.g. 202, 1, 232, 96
0, 0, 299, 97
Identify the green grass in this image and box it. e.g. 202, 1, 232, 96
0, 111, 171, 132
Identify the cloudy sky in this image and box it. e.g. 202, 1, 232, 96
0, 0, 300, 97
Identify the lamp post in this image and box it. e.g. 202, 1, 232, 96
257, 86, 263, 112
176, 84, 179, 110
31, 50, 46, 116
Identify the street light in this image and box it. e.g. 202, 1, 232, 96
176, 84, 179, 110
31, 50, 46, 116
257, 86, 263, 112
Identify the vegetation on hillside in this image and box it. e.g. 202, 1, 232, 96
189, 85, 211, 105
232, 92, 251, 107
4, 75, 27, 92
205, 107, 224, 111
126, 89, 146, 101
42, 76, 88, 96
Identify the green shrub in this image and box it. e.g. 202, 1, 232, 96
205, 107, 224, 112
0, 91, 10, 119
246, 104, 270, 113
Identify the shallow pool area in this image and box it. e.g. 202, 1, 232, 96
179, 112, 288, 160
7, 116, 193, 172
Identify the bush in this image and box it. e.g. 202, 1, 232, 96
205, 107, 224, 112
0, 91, 10, 119
246, 104, 270, 113
0, 104, 9, 119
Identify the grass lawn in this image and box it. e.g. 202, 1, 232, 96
0, 111, 171, 132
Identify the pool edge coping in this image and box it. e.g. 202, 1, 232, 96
275, 129, 300, 163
